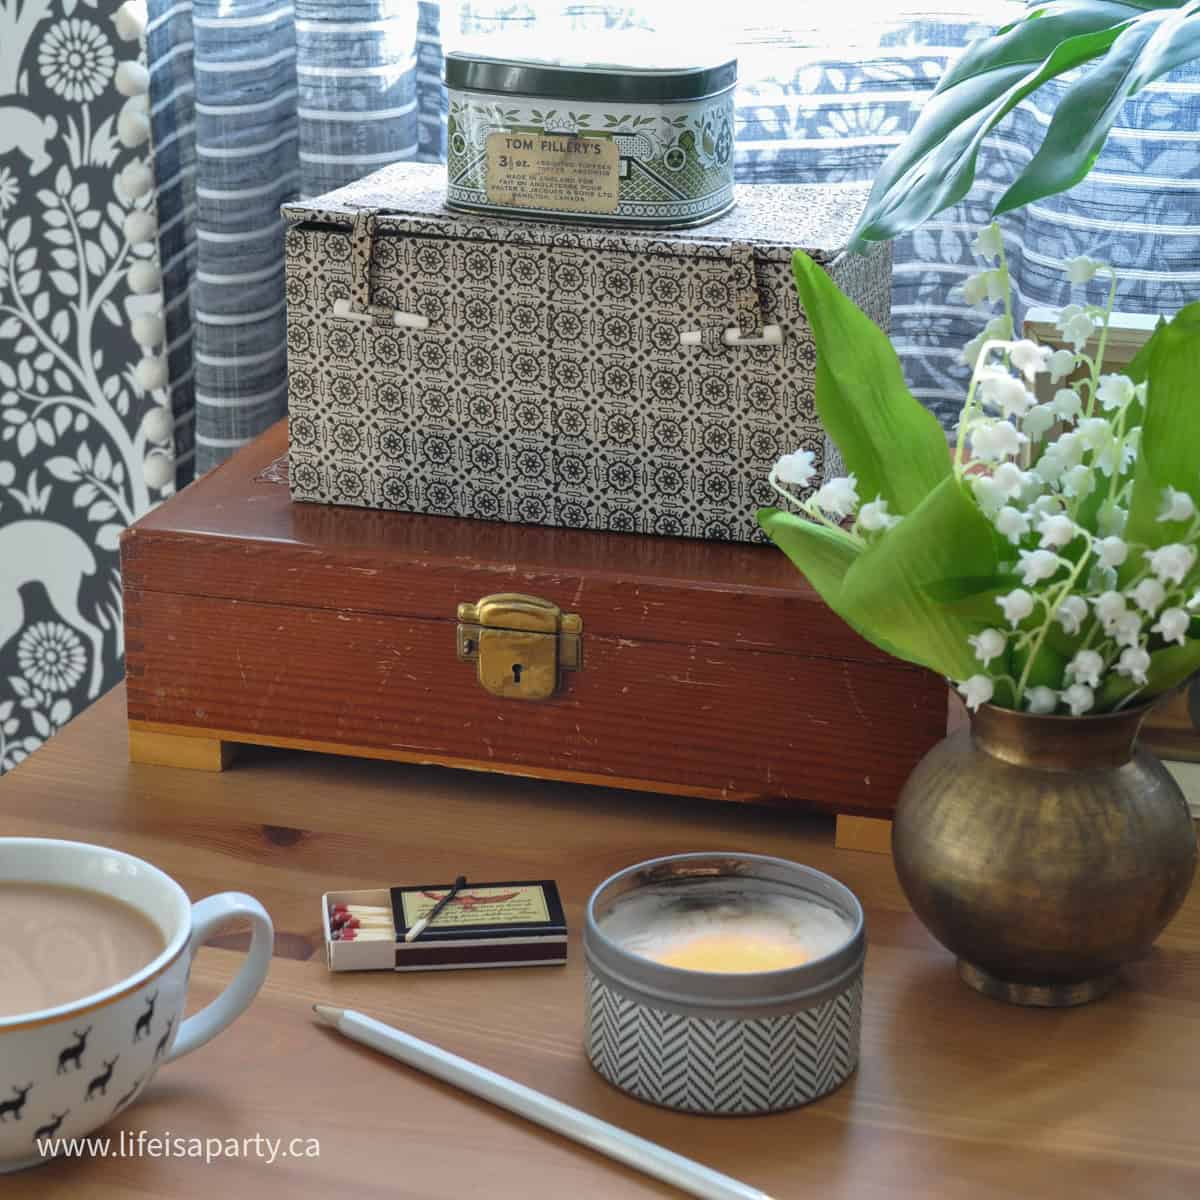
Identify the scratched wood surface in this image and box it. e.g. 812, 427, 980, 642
121, 421, 946, 815
3, 689, 1199, 1199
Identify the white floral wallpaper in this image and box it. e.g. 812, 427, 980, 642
0, 0, 168, 774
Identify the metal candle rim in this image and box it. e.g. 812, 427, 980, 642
584, 852, 866, 1014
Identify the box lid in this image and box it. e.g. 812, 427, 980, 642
281, 162, 870, 265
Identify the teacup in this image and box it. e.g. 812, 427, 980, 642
0, 838, 274, 1172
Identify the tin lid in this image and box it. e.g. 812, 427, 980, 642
584, 853, 866, 1017
444, 43, 737, 104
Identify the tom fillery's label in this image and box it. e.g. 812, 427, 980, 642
485, 132, 619, 214
399, 882, 552, 930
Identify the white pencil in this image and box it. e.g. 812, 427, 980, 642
313, 1005, 771, 1200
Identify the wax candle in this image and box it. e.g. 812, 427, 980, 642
598, 883, 852, 974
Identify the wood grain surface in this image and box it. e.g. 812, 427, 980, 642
120, 422, 947, 816
2, 687, 1199, 1199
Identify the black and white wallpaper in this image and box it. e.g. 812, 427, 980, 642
0, 0, 170, 774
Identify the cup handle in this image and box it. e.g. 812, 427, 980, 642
164, 892, 274, 1064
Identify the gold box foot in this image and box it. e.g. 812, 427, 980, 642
835, 814, 893, 855
129, 728, 234, 771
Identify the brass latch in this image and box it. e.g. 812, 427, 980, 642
456, 593, 583, 701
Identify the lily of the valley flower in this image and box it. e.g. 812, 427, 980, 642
972, 223, 1004, 262
1025, 686, 1058, 715
814, 474, 859, 518
1062, 463, 1095, 499
1062, 682, 1096, 716
1018, 548, 1063, 585
1050, 388, 1082, 421
1116, 646, 1151, 686
1093, 590, 1128, 630
972, 474, 1005, 515
1009, 339, 1051, 382
1061, 311, 1096, 353
1157, 487, 1196, 524
1047, 348, 1076, 384
1065, 255, 1103, 284
1055, 595, 1088, 635
957, 674, 995, 712
773, 449, 817, 488
1096, 374, 1137, 412
968, 628, 1007, 667
858, 495, 900, 532
1147, 543, 1197, 585
963, 269, 1005, 309
1037, 513, 1078, 549
995, 506, 1031, 545
1096, 536, 1128, 568
971, 420, 1027, 463
992, 461, 1025, 500
1023, 404, 1057, 440
997, 588, 1036, 628
1113, 611, 1143, 648
1153, 607, 1190, 645
979, 370, 1035, 418
1131, 577, 1167, 615
1068, 649, 1105, 689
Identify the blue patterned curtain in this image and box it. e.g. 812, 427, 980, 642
145, 2, 1200, 475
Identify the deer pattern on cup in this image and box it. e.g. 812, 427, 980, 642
111, 1076, 144, 1116
32, 1111, 68, 1143
154, 1017, 174, 1062
85, 1058, 118, 1101
56, 1026, 92, 1074
133, 992, 157, 1043
0, 1084, 33, 1122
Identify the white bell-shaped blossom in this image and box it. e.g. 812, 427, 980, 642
1065, 256, 1103, 284
1018, 548, 1063, 585
995, 506, 1031, 545
1062, 464, 1095, 499
1023, 404, 1057, 440
1097, 374, 1137, 412
1131, 577, 1167, 615
968, 628, 1007, 667
979, 371, 1035, 418
815, 474, 860, 518
1068, 649, 1105, 688
963, 270, 1003, 309
1062, 683, 1096, 716
972, 223, 1004, 262
1147, 543, 1197, 585
1056, 431, 1085, 467
1157, 487, 1196, 524
1152, 607, 1190, 646
972, 474, 1005, 515
1093, 590, 1127, 630
774, 449, 817, 488
1048, 349, 1076, 384
1116, 646, 1151, 686
1034, 451, 1067, 485
1095, 536, 1128, 568
957, 675, 995, 712
1030, 493, 1064, 519
1055, 595, 1088, 636
1009, 340, 1051, 382
1050, 388, 1083, 421
992, 461, 1025, 500
1025, 686, 1059, 715
971, 420, 1026, 464
996, 589, 1036, 628
1062, 313, 1096, 352
858, 495, 900, 532
1077, 417, 1113, 453
1037, 513, 1077, 549
1113, 611, 1144, 648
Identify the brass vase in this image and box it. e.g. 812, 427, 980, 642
893, 702, 1198, 1007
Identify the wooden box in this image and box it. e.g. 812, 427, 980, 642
121, 422, 946, 817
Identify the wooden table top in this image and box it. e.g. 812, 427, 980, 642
3, 686, 1198, 1199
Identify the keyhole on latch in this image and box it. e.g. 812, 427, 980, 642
512, 663, 523, 685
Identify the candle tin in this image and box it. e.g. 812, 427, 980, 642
444, 48, 737, 227
584, 853, 865, 1115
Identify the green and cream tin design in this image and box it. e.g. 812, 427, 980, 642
444, 48, 737, 228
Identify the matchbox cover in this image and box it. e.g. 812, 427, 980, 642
322, 880, 567, 973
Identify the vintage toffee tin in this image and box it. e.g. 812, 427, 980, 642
584, 853, 865, 1114
444, 45, 737, 227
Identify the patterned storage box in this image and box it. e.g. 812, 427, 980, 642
282, 163, 890, 542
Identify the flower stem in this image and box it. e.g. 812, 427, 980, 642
1015, 547, 1094, 702
1085, 268, 1120, 419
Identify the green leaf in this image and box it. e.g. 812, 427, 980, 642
791, 251, 950, 515
923, 574, 1024, 622
1121, 301, 1200, 568
835, 476, 1000, 680
850, 3, 1143, 247
996, 6, 1200, 214
1124, 315, 1169, 384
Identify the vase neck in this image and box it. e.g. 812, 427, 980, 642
971, 703, 1150, 770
